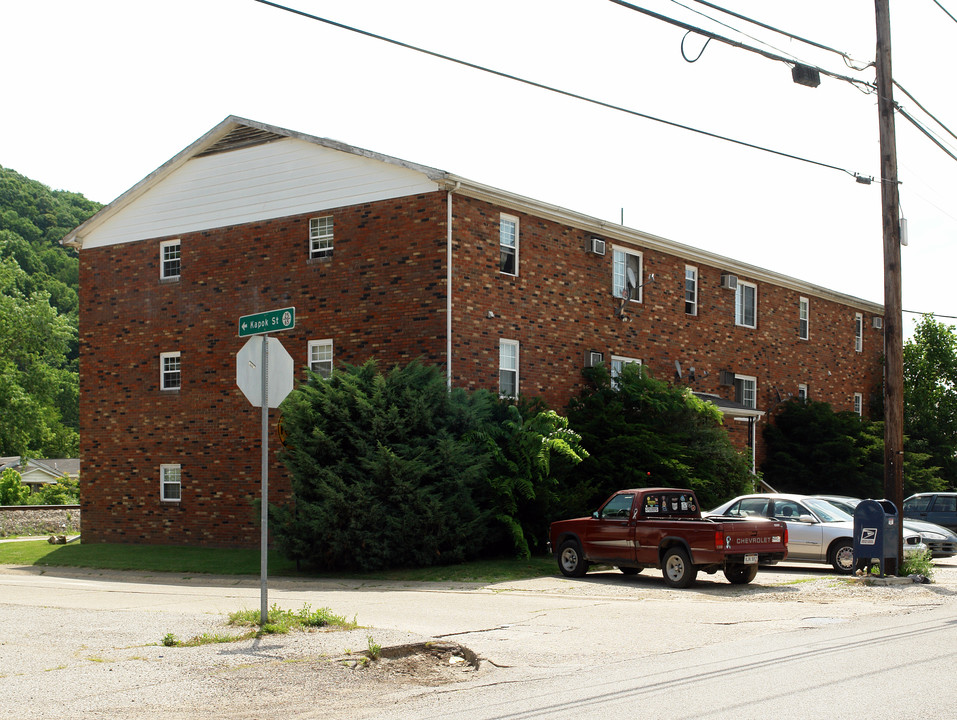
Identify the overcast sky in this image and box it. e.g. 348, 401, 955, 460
3, 0, 956, 331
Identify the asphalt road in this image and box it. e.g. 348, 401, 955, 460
2, 557, 955, 719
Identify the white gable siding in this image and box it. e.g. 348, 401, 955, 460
80, 137, 440, 248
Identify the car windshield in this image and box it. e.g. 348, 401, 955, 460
805, 499, 852, 522
821, 497, 858, 515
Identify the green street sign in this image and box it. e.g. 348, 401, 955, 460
238, 307, 296, 337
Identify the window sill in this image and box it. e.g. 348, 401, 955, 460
159, 276, 181, 284
308, 254, 333, 265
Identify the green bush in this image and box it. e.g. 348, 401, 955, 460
30, 475, 79, 505
274, 359, 494, 571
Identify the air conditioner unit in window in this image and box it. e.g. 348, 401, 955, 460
720, 274, 738, 290
585, 351, 604, 368
589, 237, 606, 256
872, 317, 883, 329
719, 370, 736, 386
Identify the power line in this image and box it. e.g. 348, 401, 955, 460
897, 106, 957, 164
904, 309, 957, 319
670, 0, 806, 64
894, 80, 957, 144
687, 0, 870, 70
253, 0, 867, 179
607, 0, 874, 90
931, 0, 957, 26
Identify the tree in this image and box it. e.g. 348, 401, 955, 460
565, 363, 755, 514
273, 359, 494, 571
762, 399, 945, 498
477, 403, 588, 558
0, 166, 101, 457
0, 257, 78, 456
904, 315, 957, 489
0, 468, 30, 506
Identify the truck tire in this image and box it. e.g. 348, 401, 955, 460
830, 540, 855, 574
723, 563, 759, 584
662, 547, 697, 588
558, 540, 588, 578
619, 567, 642, 576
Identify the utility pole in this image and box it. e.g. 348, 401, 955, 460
874, 0, 904, 573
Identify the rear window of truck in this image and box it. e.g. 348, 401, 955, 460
642, 492, 699, 518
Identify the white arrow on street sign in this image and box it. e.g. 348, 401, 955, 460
236, 336, 294, 408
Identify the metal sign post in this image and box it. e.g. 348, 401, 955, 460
260, 333, 269, 626
235, 309, 296, 627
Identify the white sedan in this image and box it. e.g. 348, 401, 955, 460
707, 493, 924, 574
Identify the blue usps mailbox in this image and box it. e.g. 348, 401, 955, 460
853, 499, 899, 577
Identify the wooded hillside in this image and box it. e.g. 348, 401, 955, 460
0, 165, 101, 457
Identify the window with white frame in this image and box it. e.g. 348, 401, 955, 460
160, 352, 181, 391
308, 339, 333, 379
798, 383, 808, 402
853, 393, 863, 416
160, 239, 181, 280
734, 374, 757, 409
735, 281, 757, 328
611, 355, 641, 389
854, 313, 863, 352
309, 216, 334, 259
612, 248, 643, 303
499, 214, 518, 275
799, 297, 809, 340
684, 266, 698, 315
499, 339, 519, 398
161, 464, 181, 502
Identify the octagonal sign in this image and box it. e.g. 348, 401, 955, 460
236, 336, 294, 408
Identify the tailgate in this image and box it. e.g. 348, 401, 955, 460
718, 520, 787, 554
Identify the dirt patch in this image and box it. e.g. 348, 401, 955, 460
371, 641, 480, 685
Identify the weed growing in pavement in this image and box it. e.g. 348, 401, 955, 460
900, 548, 935, 580
366, 635, 382, 660
773, 577, 818, 586
228, 603, 357, 632
159, 603, 356, 648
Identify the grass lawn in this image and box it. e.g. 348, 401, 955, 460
0, 539, 556, 583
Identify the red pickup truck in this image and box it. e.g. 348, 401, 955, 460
548, 487, 788, 587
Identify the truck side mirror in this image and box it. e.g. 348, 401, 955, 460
592, 511, 600, 519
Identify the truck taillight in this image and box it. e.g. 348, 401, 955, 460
783, 526, 788, 545
715, 530, 724, 550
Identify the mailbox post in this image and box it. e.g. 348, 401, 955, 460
853, 499, 900, 577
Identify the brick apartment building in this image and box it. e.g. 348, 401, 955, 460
63, 116, 884, 547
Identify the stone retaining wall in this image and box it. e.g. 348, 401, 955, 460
0, 506, 81, 536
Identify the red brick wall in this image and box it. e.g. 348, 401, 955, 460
447, 195, 883, 465
79, 189, 882, 546
80, 193, 449, 546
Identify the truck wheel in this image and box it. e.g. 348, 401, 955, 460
558, 540, 588, 578
830, 540, 855, 575
662, 547, 697, 588
619, 567, 641, 576
723, 564, 759, 584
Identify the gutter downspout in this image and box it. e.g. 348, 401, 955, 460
447, 183, 459, 389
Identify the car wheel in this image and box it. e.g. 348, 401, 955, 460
558, 540, 588, 578
619, 567, 641, 575
662, 547, 698, 588
723, 563, 759, 584
830, 540, 855, 574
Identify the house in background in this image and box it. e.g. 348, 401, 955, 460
62, 116, 884, 547
0, 457, 80, 494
